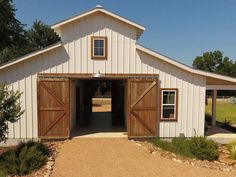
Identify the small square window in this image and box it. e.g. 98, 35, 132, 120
91, 36, 107, 59
161, 89, 178, 121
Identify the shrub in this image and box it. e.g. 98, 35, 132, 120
0, 170, 7, 177
227, 141, 236, 160
189, 137, 219, 160
16, 141, 49, 156
0, 84, 24, 143
150, 137, 219, 161
172, 137, 193, 158
0, 150, 18, 175
226, 140, 236, 149
0, 141, 49, 175
150, 138, 193, 158
150, 138, 175, 153
229, 145, 236, 160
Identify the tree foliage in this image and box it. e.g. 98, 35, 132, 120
0, 84, 24, 142
0, 0, 26, 51
193, 51, 236, 77
0, 0, 60, 65
27, 21, 60, 51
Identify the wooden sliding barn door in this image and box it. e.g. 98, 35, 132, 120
128, 78, 158, 138
38, 78, 70, 139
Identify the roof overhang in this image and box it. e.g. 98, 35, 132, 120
136, 44, 236, 89
0, 42, 62, 70
51, 6, 145, 38
206, 85, 236, 90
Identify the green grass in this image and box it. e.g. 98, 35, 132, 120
206, 99, 236, 124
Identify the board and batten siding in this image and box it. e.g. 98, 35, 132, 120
59, 12, 137, 74
135, 50, 206, 137
0, 12, 206, 139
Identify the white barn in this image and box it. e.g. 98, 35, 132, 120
1, 6, 236, 144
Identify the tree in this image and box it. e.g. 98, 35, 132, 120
26, 21, 60, 51
0, 20, 60, 65
192, 51, 236, 77
0, 1, 60, 65
0, 0, 26, 51
0, 84, 24, 142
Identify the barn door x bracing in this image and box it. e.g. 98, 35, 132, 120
38, 78, 70, 139
128, 78, 158, 138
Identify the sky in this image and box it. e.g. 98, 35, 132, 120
13, 0, 236, 66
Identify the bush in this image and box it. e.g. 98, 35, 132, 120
151, 138, 176, 153
172, 137, 193, 158
16, 141, 49, 156
0, 141, 49, 175
150, 137, 219, 161
229, 145, 236, 160
0, 170, 7, 177
189, 137, 219, 160
150, 138, 193, 158
0, 84, 24, 143
227, 141, 236, 160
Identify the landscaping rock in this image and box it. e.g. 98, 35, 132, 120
47, 161, 55, 166
172, 158, 182, 163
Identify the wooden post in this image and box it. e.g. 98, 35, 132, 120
212, 90, 217, 126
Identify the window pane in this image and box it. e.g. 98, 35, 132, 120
94, 40, 99, 47
163, 91, 175, 104
94, 48, 99, 55
163, 105, 175, 119
98, 48, 104, 56
99, 40, 104, 48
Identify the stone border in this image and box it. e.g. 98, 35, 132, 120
43, 142, 62, 177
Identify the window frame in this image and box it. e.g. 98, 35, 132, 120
160, 88, 178, 122
91, 36, 107, 60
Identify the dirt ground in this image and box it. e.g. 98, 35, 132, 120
92, 98, 111, 112
51, 138, 236, 177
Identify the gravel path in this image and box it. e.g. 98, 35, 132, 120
51, 138, 236, 177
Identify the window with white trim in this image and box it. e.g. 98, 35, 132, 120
161, 89, 178, 121
91, 36, 107, 59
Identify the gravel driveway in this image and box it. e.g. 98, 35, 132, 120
51, 138, 236, 177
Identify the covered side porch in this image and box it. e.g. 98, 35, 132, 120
206, 75, 236, 144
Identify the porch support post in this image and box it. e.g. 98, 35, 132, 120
212, 90, 217, 126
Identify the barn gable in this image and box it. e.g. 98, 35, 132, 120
52, 5, 145, 40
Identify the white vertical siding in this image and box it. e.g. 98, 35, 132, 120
0, 12, 206, 139
135, 51, 206, 137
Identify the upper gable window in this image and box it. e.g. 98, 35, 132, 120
91, 36, 107, 59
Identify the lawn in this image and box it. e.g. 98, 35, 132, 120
206, 99, 236, 124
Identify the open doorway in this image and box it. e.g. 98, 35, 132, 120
71, 79, 127, 137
